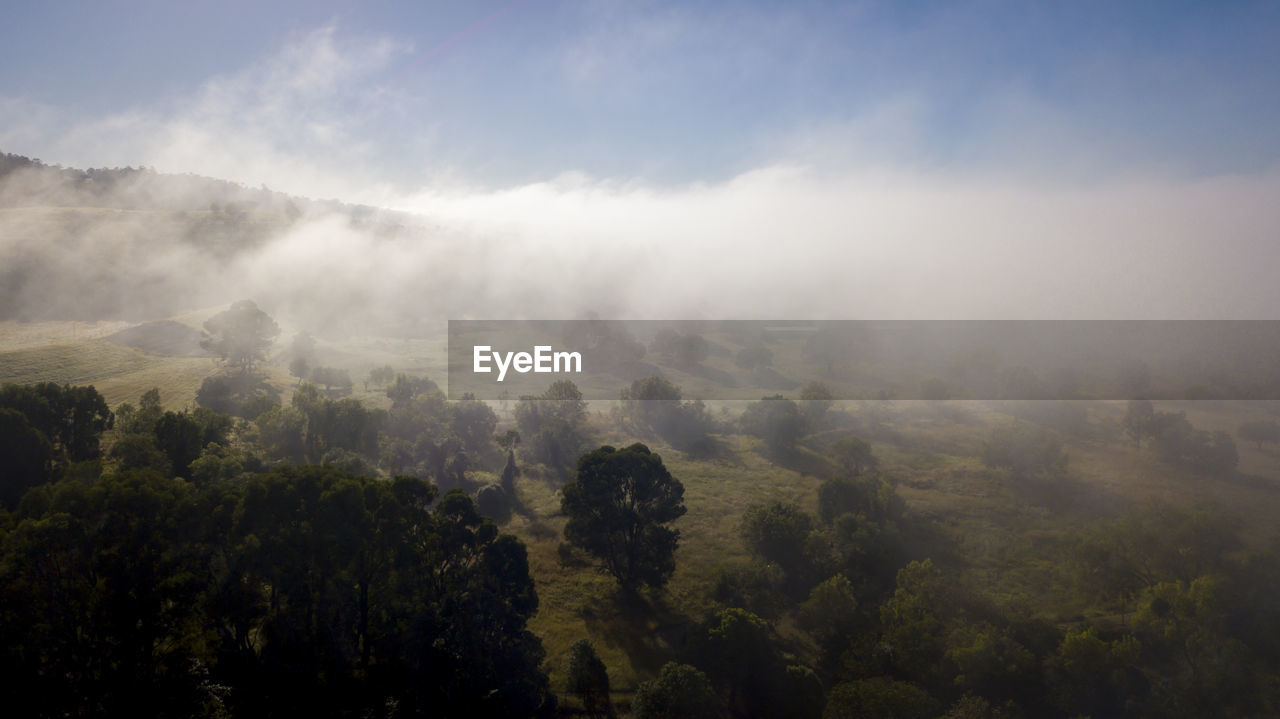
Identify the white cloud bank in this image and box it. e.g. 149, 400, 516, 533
3, 23, 1279, 324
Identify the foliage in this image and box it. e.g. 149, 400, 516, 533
799, 574, 860, 667
617, 375, 715, 454
0, 466, 557, 717
0, 381, 112, 461
683, 608, 791, 717
740, 395, 808, 454
823, 677, 939, 719
740, 501, 816, 578
565, 639, 613, 717
828, 435, 877, 477
200, 300, 280, 374
475, 483, 512, 523
0, 408, 56, 508
817, 473, 902, 526
515, 380, 590, 474
452, 393, 499, 458
711, 562, 785, 619
1148, 410, 1239, 474
981, 423, 1067, 480
799, 381, 835, 427
561, 443, 686, 590
632, 662, 721, 719
879, 559, 952, 683
366, 364, 395, 389
1070, 504, 1242, 615
307, 365, 352, 393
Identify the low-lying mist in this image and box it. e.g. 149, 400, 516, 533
4, 154, 1280, 338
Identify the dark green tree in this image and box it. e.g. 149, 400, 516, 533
0, 408, 56, 508
740, 502, 816, 575
740, 396, 808, 454
684, 608, 794, 717
823, 677, 939, 719
154, 410, 204, 479
632, 662, 721, 719
0, 382, 112, 461
828, 435, 876, 477
565, 639, 614, 717
561, 443, 686, 590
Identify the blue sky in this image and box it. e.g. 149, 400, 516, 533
3, 0, 1279, 187
3, 1, 1280, 319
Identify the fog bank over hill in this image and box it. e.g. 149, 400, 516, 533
3, 152, 1280, 334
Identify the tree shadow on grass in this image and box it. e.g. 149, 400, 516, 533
577, 587, 695, 680
762, 444, 837, 479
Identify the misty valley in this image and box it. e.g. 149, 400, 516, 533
3, 154, 1280, 719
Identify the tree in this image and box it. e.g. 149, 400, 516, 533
366, 364, 395, 390
740, 396, 808, 455
829, 435, 876, 477
798, 574, 860, 666
0, 382, 113, 461
740, 501, 823, 597
0, 408, 56, 508
200, 299, 280, 374
1149, 411, 1238, 474
823, 678, 939, 719
500, 448, 520, 495
288, 356, 309, 385
817, 474, 902, 526
879, 559, 952, 683
154, 410, 204, 479
799, 381, 835, 427
618, 375, 714, 454
452, 394, 499, 457
740, 502, 816, 574
684, 608, 791, 717
565, 639, 614, 717
308, 366, 352, 394
632, 662, 721, 719
516, 380, 590, 474
561, 444, 686, 590
1124, 399, 1155, 447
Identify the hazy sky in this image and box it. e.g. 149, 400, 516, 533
2, 1, 1279, 320
4, 0, 1279, 187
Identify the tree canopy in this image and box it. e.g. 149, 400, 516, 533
561, 443, 687, 590
200, 300, 280, 374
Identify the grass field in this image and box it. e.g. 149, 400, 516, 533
4, 318, 1279, 706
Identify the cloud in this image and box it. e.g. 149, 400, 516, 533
3, 19, 1279, 328
6, 23, 409, 199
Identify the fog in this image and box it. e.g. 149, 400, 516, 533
4, 158, 1280, 333
3, 23, 1280, 333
